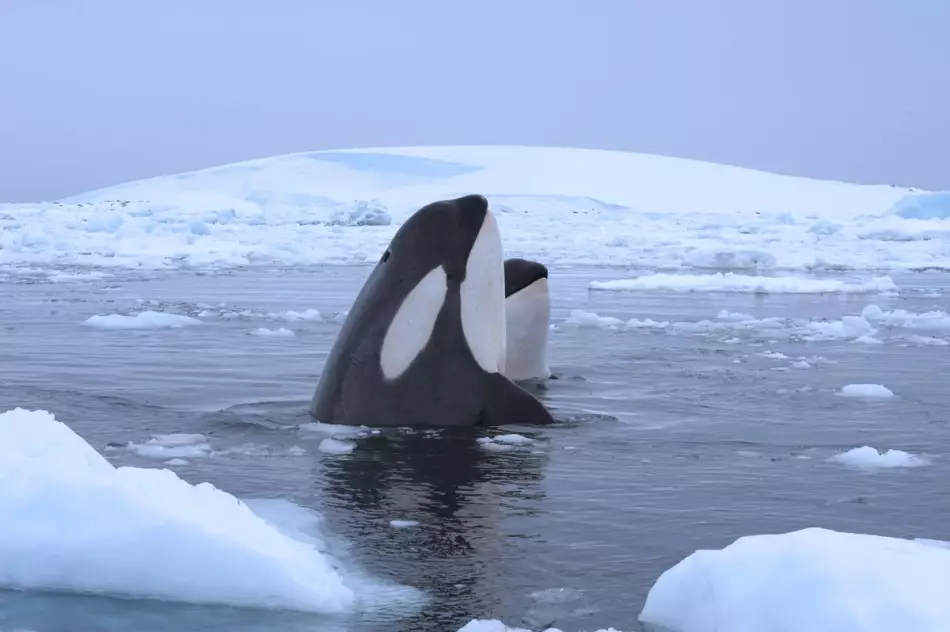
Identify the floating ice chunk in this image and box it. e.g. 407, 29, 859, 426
477, 434, 535, 452
299, 421, 368, 439
838, 384, 895, 398
830, 446, 930, 470
624, 317, 672, 329
562, 309, 624, 330
491, 434, 534, 445
318, 438, 356, 454
457, 620, 624, 632
639, 527, 950, 632
82, 310, 203, 329
0, 407, 354, 612
389, 520, 419, 529
477, 437, 516, 452
250, 327, 296, 337
270, 309, 322, 322
149, 433, 207, 446
131, 433, 212, 459
589, 273, 898, 294
457, 622, 536, 632
861, 303, 950, 331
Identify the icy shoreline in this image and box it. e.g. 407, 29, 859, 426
2, 146, 947, 273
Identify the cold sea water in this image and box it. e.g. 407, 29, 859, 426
1, 264, 949, 632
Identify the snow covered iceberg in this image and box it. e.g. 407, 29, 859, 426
2, 145, 937, 272
639, 527, 950, 632
0, 407, 355, 613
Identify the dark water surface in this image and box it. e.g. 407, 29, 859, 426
1, 265, 949, 632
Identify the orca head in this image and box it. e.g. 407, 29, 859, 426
504, 258, 549, 298
377, 194, 507, 380
502, 258, 551, 381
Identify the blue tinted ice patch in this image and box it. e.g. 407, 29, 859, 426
305, 151, 481, 178
889, 191, 950, 220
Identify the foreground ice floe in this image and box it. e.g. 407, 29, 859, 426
0, 408, 356, 612
2, 146, 947, 272
639, 527, 950, 632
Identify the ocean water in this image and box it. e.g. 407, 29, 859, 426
1, 265, 948, 632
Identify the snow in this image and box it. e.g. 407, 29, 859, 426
589, 273, 898, 294
1, 145, 940, 273
838, 384, 896, 398
82, 310, 203, 330
639, 527, 950, 632
0, 407, 355, 612
916, 538, 950, 551
830, 446, 931, 470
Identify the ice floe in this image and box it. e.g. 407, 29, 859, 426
0, 407, 356, 612
829, 446, 930, 470
639, 527, 950, 632
589, 272, 898, 294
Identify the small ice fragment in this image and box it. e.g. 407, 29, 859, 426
492, 434, 533, 445
830, 446, 930, 469
838, 384, 895, 398
318, 438, 355, 454
250, 327, 295, 337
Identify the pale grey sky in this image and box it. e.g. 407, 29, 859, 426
1, 0, 947, 202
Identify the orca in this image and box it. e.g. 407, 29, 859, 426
502, 258, 552, 382
310, 194, 556, 427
